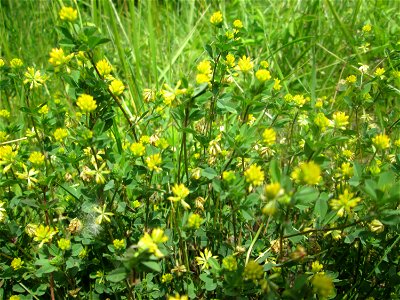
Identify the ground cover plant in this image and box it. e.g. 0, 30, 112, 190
0, 0, 400, 299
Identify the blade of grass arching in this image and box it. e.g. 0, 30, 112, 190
147, 1, 158, 87
350, 0, 362, 28
158, 4, 210, 83
104, 0, 139, 115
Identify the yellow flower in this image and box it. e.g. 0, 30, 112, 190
39, 105, 49, 114
311, 273, 335, 299
168, 294, 188, 300
293, 94, 307, 107
256, 69, 271, 82
9, 296, 21, 300
331, 111, 349, 129
222, 170, 236, 183
48, 48, 74, 67
233, 19, 243, 29
340, 162, 353, 178
374, 67, 385, 77
369, 219, 384, 233
196, 73, 212, 84
59, 6, 78, 22
130, 142, 145, 156
265, 182, 282, 200
262, 128, 276, 146
54, 128, 68, 141
187, 213, 203, 229
76, 94, 97, 112
346, 75, 357, 84
0, 109, 10, 118
362, 24, 372, 32
151, 228, 168, 243
146, 153, 162, 172
140, 135, 151, 144
262, 200, 277, 216
28, 151, 45, 166
197, 60, 212, 74
0, 58, 4, 67
210, 11, 223, 25
273, 78, 282, 90
236, 55, 253, 73
10, 58, 23, 68
58, 238, 71, 251
195, 248, 217, 270
314, 112, 330, 132
0, 145, 18, 173
113, 239, 126, 250
160, 81, 187, 106
33, 225, 58, 248
311, 261, 324, 273
109, 79, 125, 96
96, 59, 113, 77
372, 133, 390, 150
222, 255, 238, 271
168, 183, 190, 209
243, 260, 264, 282
23, 67, 46, 89
260, 60, 269, 69
143, 88, 156, 102
225, 53, 235, 68
11, 257, 24, 270
16, 164, 39, 189
93, 203, 114, 225
138, 230, 165, 258
67, 218, 83, 234
0, 201, 6, 222
291, 161, 321, 185
330, 189, 361, 217
244, 164, 265, 186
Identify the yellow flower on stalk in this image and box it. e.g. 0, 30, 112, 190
222, 255, 238, 271
210, 11, 223, 25
138, 229, 166, 258
0, 58, 4, 67
10, 58, 23, 68
130, 142, 145, 156
143, 88, 156, 102
362, 24, 372, 32
222, 170, 236, 183
29, 151, 45, 165
59, 6, 78, 22
195, 248, 217, 270
196, 60, 212, 84
168, 294, 188, 300
346, 75, 357, 84
160, 81, 187, 106
233, 19, 243, 29
369, 219, 384, 233
262, 128, 276, 146
260, 60, 269, 69
16, 164, 39, 189
0, 145, 18, 173
11, 257, 23, 270
340, 162, 353, 178
244, 164, 265, 186
168, 183, 190, 209
374, 67, 385, 77
311, 273, 335, 299
33, 225, 58, 248
23, 67, 46, 89
255, 69, 271, 82
54, 128, 68, 141
76, 94, 97, 112
187, 213, 203, 229
96, 59, 113, 77
265, 182, 282, 200
331, 111, 349, 129
291, 161, 321, 185
58, 238, 71, 251
161, 273, 173, 283
329, 189, 361, 217
0, 109, 10, 118
372, 133, 390, 150
311, 261, 324, 273
225, 53, 235, 68
236, 55, 253, 73
109, 79, 125, 96
146, 153, 162, 172
0, 201, 7, 222
273, 78, 281, 90
39, 105, 49, 115
48, 48, 74, 67
93, 203, 114, 225
243, 260, 264, 282
113, 239, 126, 250
151, 228, 168, 243
9, 295, 21, 300
314, 112, 330, 132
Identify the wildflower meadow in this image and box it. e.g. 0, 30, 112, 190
0, 1, 400, 299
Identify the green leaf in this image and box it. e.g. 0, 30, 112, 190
141, 261, 161, 272
269, 159, 281, 183
201, 167, 218, 180
106, 268, 127, 282
314, 192, 328, 221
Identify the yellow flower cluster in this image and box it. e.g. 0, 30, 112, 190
168, 183, 190, 209
0, 145, 18, 173
0, 109, 10, 118
10, 58, 23, 68
331, 111, 349, 129
130, 142, 146, 156
11, 257, 24, 270
54, 128, 68, 141
243, 260, 264, 282
291, 161, 321, 185
255, 69, 271, 82
222, 255, 238, 271
314, 112, 330, 132
236, 55, 253, 73
196, 60, 212, 84
187, 213, 203, 229
23, 67, 46, 89
113, 239, 126, 250
109, 79, 125, 96
29, 151, 45, 165
311, 273, 335, 299
0, 58, 4, 67
244, 164, 265, 186
233, 19, 243, 29
329, 189, 361, 217
346, 75, 357, 84
195, 248, 217, 270
96, 59, 113, 77
210, 11, 223, 25
33, 225, 58, 248
49, 48, 74, 67
59, 6, 78, 22
146, 153, 162, 172
372, 133, 390, 150
76, 94, 97, 112
225, 53, 235, 67
138, 228, 168, 258
58, 238, 71, 250
262, 128, 276, 146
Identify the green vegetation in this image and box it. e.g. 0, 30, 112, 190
0, 1, 400, 299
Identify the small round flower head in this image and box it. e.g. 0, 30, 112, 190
54, 128, 68, 141
225, 53, 235, 67
329, 189, 361, 217
10, 58, 23, 68
314, 112, 330, 132
109, 79, 125, 96
256, 69, 271, 82
9, 295, 21, 300
346, 75, 357, 84
76, 94, 97, 112
273, 78, 281, 90
145, 153, 162, 172
233, 19, 243, 29
96, 59, 113, 77
29, 151, 45, 165
11, 257, 24, 270
260, 60, 269, 69
369, 219, 384, 233
210, 11, 223, 25
331, 111, 349, 129
196, 73, 211, 84
265, 182, 282, 200
291, 161, 321, 185
59, 6, 78, 22
113, 239, 126, 250
0, 109, 10, 118
49, 48, 74, 67
236, 55, 253, 73
0, 58, 5, 67
311, 273, 335, 299
262, 128, 276, 145
161, 273, 173, 283
58, 238, 71, 251
130, 142, 145, 156
372, 133, 390, 150
243, 260, 264, 282
362, 24, 372, 32
39, 105, 49, 114
222, 255, 238, 271
311, 261, 324, 273
244, 164, 265, 186
374, 67, 385, 77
